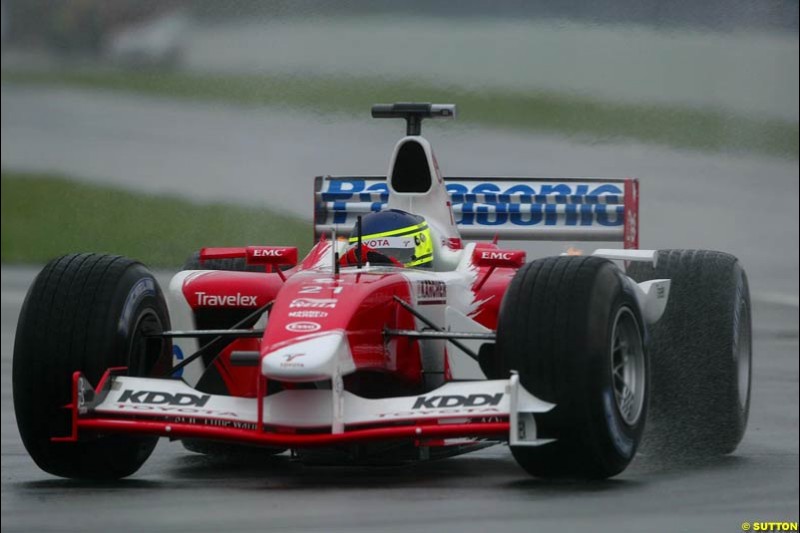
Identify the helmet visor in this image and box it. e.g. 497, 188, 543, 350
350, 224, 433, 267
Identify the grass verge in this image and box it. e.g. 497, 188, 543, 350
1, 172, 312, 268
2, 68, 797, 160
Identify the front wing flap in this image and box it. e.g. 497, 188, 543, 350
57, 370, 555, 448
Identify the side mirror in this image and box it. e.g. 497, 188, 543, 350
199, 246, 298, 267
246, 246, 298, 267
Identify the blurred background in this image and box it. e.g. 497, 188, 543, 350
1, 0, 798, 298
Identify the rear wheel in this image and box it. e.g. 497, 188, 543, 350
13, 253, 172, 479
627, 249, 751, 455
494, 256, 648, 478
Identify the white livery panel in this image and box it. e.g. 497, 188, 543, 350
90, 375, 554, 432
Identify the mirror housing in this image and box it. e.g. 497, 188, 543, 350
200, 246, 298, 267
246, 246, 298, 266
472, 248, 526, 269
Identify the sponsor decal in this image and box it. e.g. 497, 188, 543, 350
412, 393, 503, 409
279, 353, 305, 368
378, 408, 502, 419
481, 251, 513, 261
117, 405, 239, 417
285, 321, 321, 333
195, 291, 258, 307
201, 419, 256, 429
361, 237, 415, 249
171, 417, 257, 430
374, 393, 506, 419
290, 298, 337, 309
119, 389, 211, 407
321, 179, 625, 226
473, 248, 525, 268
287, 310, 329, 318
416, 280, 447, 304
246, 246, 299, 265
252, 248, 286, 257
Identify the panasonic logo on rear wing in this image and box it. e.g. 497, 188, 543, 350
313, 176, 639, 248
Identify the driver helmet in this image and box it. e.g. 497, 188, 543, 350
348, 209, 433, 268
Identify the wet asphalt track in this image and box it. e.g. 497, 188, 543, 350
1, 84, 799, 532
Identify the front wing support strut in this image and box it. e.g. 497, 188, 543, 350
392, 296, 482, 362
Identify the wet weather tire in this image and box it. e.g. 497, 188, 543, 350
494, 256, 648, 479
627, 250, 751, 456
13, 253, 172, 479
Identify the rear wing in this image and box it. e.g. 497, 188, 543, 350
314, 176, 639, 248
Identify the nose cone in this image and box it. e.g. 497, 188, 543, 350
261, 331, 355, 382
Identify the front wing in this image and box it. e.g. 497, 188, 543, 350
55, 370, 555, 449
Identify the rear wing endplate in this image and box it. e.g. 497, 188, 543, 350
314, 176, 639, 248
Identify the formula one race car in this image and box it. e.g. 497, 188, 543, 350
13, 103, 752, 480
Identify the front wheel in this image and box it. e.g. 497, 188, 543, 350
13, 253, 172, 479
494, 256, 649, 479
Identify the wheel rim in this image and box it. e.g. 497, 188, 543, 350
610, 307, 646, 426
735, 297, 751, 410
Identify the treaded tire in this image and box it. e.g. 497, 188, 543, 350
494, 256, 648, 479
180, 251, 285, 458
13, 253, 172, 479
627, 249, 751, 456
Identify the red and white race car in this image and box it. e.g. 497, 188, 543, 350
13, 103, 752, 479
